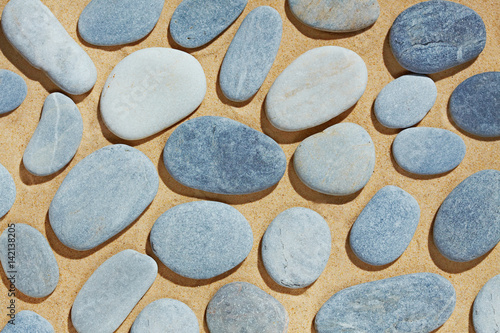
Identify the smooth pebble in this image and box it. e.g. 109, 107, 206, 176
0, 69, 27, 114
0, 163, 15, 218
1, 310, 54, 333
473, 274, 500, 333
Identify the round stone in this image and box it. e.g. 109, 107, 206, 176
0, 69, 27, 114
473, 274, 500, 333
1, 310, 54, 333
0, 163, 16, 218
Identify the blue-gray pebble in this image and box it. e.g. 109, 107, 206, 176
150, 201, 253, 280
49, 144, 158, 251
315, 273, 456, 333
163, 116, 286, 195
206, 282, 288, 333
1, 310, 54, 333
0, 163, 15, 218
473, 274, 500, 333
450, 72, 500, 138
393, 127, 466, 175
219, 6, 282, 102
434, 169, 500, 262
390, 0, 486, 74
170, 0, 247, 48
349, 186, 420, 266
0, 69, 27, 114
262, 207, 331, 288
23, 93, 83, 176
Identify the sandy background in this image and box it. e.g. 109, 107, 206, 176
0, 0, 499, 332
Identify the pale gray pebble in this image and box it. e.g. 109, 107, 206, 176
71, 249, 158, 333
0, 163, 15, 218
0, 223, 59, 298
262, 207, 331, 288
473, 274, 500, 333
0, 69, 27, 114
1, 310, 54, 333
206, 281, 288, 333
49, 144, 159, 251
23, 93, 83, 176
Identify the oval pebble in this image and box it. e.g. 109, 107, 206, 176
49, 144, 159, 251
170, 0, 247, 48
1, 0, 97, 95
288, 0, 380, 32
374, 75, 437, 129
262, 207, 331, 288
389, 0, 486, 74
131, 299, 199, 333
392, 127, 466, 175
219, 6, 282, 102
1, 310, 54, 333
23, 93, 83, 177
349, 186, 420, 266
71, 250, 157, 333
150, 201, 253, 280
266, 46, 367, 131
294, 122, 375, 196
78, 0, 164, 46
473, 274, 500, 333
450, 72, 500, 138
0, 223, 59, 298
206, 282, 288, 333
0, 163, 16, 218
434, 169, 500, 262
163, 116, 286, 195
315, 273, 456, 333
101, 48, 206, 140
0, 69, 27, 114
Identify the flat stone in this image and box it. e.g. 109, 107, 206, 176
101, 48, 206, 140
71, 250, 157, 333
219, 6, 282, 102
294, 122, 375, 196
131, 299, 199, 333
315, 273, 456, 333
1, 310, 54, 333
150, 201, 253, 279
0, 224, 59, 298
0, 69, 27, 114
170, 0, 247, 48
450, 71, 500, 138
349, 186, 420, 266
23, 93, 83, 177
392, 127, 466, 175
163, 116, 286, 195
1, 0, 97, 95
434, 169, 500, 262
390, 0, 486, 74
206, 281, 288, 333
49, 144, 159, 251
288, 0, 380, 32
374, 75, 437, 128
0, 163, 15, 218
266, 46, 367, 131
262, 207, 331, 288
78, 0, 164, 46
473, 274, 500, 333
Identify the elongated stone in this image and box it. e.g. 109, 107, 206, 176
473, 274, 500, 333
0, 163, 16, 218
1, 0, 97, 95
1, 310, 54, 333
71, 250, 157, 333
49, 144, 159, 251
0, 69, 27, 114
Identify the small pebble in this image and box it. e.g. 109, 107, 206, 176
0, 163, 15, 218
0, 69, 27, 114
473, 274, 500, 333
1, 310, 54, 333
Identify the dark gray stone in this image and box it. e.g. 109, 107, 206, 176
1, 310, 54, 333
0, 69, 27, 114
0, 163, 15, 218
473, 274, 500, 333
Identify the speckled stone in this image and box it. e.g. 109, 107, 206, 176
163, 116, 286, 195
294, 123, 375, 196
288, 0, 380, 32
219, 6, 282, 102
450, 72, 500, 138
49, 144, 159, 251
150, 201, 253, 280
266, 46, 367, 131
473, 274, 500, 333
1, 0, 97, 95
434, 169, 500, 262
0, 163, 15, 218
170, 0, 247, 48
390, 0, 486, 74
78, 0, 165, 46
315, 273, 456, 333
392, 127, 466, 175
0, 224, 59, 298
23, 93, 83, 177
349, 186, 420, 266
0, 69, 27, 114
101, 48, 206, 140
262, 207, 331, 288
206, 282, 288, 333
1, 310, 54, 333
374, 75, 437, 129
71, 250, 157, 333
131, 299, 199, 333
